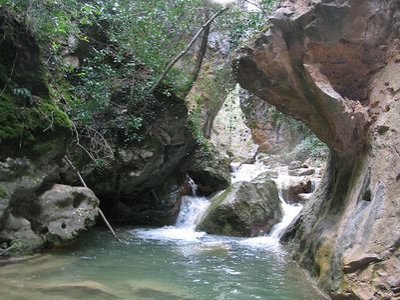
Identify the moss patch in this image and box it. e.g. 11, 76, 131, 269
315, 239, 335, 286
0, 186, 7, 198
0, 93, 71, 142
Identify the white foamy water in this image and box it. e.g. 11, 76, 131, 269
230, 162, 269, 183
134, 226, 207, 242
175, 196, 210, 230
134, 181, 210, 242
240, 165, 304, 247
136, 163, 306, 250
268, 166, 303, 239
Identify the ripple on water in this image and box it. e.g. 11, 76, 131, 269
0, 228, 325, 300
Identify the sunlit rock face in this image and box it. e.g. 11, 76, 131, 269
210, 86, 258, 160
235, 0, 400, 298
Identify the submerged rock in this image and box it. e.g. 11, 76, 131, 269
198, 173, 281, 237
36, 281, 117, 299
127, 280, 194, 300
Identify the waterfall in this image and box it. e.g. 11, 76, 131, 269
175, 177, 210, 230
175, 196, 210, 230
135, 164, 306, 245
268, 166, 303, 239
230, 161, 268, 183
133, 177, 210, 241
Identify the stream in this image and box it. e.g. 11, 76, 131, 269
0, 163, 324, 300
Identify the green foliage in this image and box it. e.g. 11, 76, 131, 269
290, 134, 329, 162
0, 186, 7, 198
200, 65, 234, 102
216, 0, 277, 47
1, 0, 101, 44
0, 0, 279, 147
8, 238, 35, 255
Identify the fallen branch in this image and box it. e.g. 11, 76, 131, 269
148, 6, 229, 94
64, 155, 121, 242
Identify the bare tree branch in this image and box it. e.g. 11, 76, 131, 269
64, 155, 121, 242
148, 6, 230, 94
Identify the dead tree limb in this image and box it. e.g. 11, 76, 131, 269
148, 6, 229, 94
64, 155, 121, 242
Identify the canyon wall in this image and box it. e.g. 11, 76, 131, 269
235, 0, 400, 298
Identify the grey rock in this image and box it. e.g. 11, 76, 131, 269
36, 184, 99, 246
288, 168, 315, 177
198, 173, 282, 237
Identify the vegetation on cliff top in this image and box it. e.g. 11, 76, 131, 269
0, 0, 277, 150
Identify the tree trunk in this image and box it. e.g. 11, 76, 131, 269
190, 23, 210, 88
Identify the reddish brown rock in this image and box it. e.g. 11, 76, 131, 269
282, 179, 312, 204
235, 0, 400, 299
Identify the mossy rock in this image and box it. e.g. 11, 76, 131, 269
0, 93, 71, 142
198, 173, 282, 237
0, 186, 7, 198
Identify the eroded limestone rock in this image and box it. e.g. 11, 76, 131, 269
36, 184, 99, 246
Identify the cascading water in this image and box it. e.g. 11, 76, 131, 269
128, 164, 323, 300
174, 196, 210, 230
233, 162, 305, 247
136, 163, 307, 245
133, 177, 210, 241
268, 166, 303, 239
230, 161, 268, 183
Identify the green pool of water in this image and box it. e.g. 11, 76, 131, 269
0, 228, 324, 300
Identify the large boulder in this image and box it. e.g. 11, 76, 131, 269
198, 173, 281, 237
0, 145, 100, 254
35, 184, 99, 246
70, 93, 196, 227
281, 178, 313, 204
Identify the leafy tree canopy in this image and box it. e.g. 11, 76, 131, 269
0, 0, 277, 146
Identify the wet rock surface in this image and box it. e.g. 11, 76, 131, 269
0, 154, 99, 253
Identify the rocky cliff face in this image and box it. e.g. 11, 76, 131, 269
235, 0, 400, 299
239, 88, 302, 154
